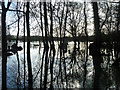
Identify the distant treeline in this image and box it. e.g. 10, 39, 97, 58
7, 31, 120, 42
6, 35, 94, 42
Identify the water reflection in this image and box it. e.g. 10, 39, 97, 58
1, 41, 120, 89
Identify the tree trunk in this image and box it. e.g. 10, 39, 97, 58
49, 2, 55, 89
1, 2, 7, 89
16, 3, 21, 88
26, 2, 33, 89
1, 2, 11, 89
43, 2, 49, 89
92, 2, 102, 90
23, 3, 26, 88
16, 2, 20, 45
83, 2, 88, 88
63, 2, 68, 88
39, 2, 45, 89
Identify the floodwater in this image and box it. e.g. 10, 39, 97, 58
0, 41, 120, 89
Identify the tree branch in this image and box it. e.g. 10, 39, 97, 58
6, 2, 11, 11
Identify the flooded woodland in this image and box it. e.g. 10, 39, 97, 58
1, 1, 120, 89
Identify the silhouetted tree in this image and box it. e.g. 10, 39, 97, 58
23, 3, 26, 88
63, 2, 69, 88
39, 2, 45, 89
49, 2, 55, 89
16, 2, 21, 88
92, 2, 102, 90
83, 2, 88, 88
26, 2, 33, 89
1, 1, 11, 89
43, 2, 49, 89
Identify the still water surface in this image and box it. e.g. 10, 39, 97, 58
0, 41, 120, 89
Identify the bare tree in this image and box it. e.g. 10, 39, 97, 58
26, 2, 33, 89
92, 2, 102, 89
49, 2, 55, 89
43, 2, 49, 89
1, 1, 11, 89
83, 2, 88, 88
